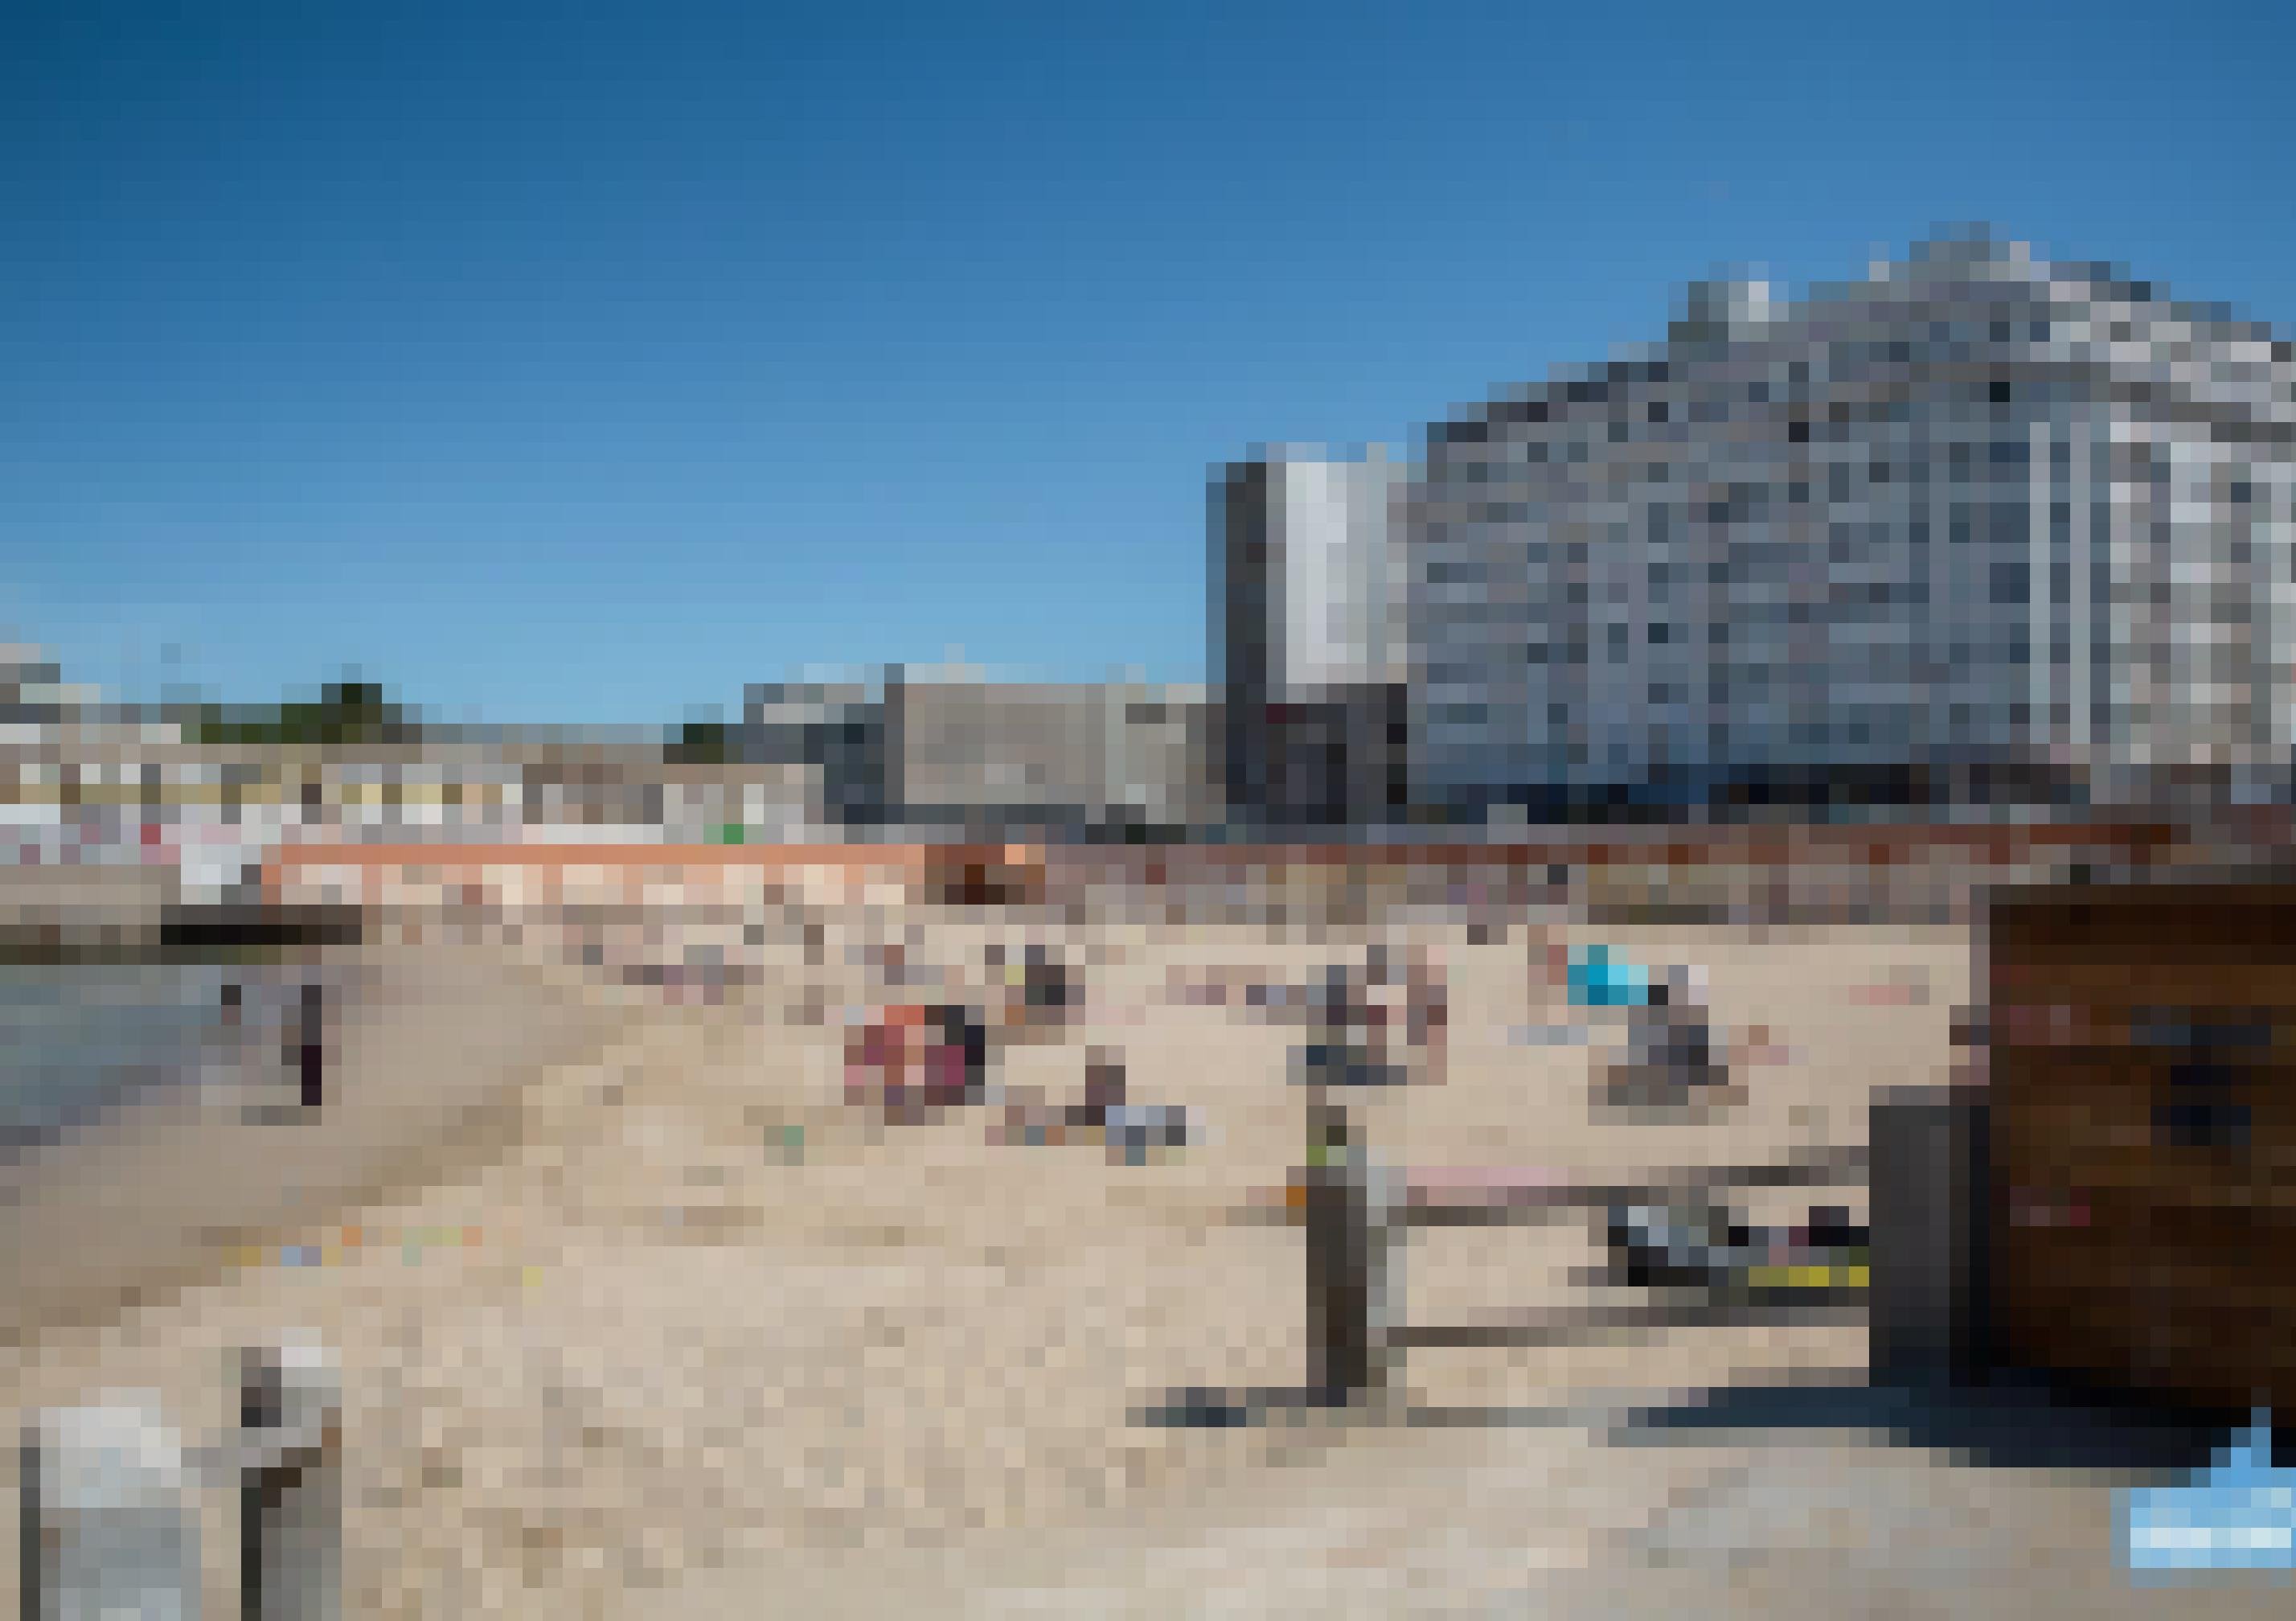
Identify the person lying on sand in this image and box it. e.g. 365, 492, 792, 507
1606, 1197, 1868, 1291
991, 1050, 1117, 1146
986, 1050, 1198, 1160
986, 1085, 1077, 1147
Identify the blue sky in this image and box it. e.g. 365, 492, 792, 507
5, 0, 2292, 724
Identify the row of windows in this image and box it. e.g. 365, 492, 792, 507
1447, 321, 2236, 438
1429, 510, 2293, 581
1437, 629, 2064, 673
1452, 440, 2058, 491
1425, 554, 2052, 606
1486, 704, 2081, 738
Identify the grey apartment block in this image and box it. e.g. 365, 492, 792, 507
1400, 232, 2296, 815
883, 674, 1212, 838
0, 646, 79, 728
741, 679, 891, 830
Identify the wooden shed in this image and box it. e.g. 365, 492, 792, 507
1985, 880, 2296, 1411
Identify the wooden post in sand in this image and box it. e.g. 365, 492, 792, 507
1868, 1089, 1991, 1389
1301, 1098, 1403, 1406
236, 1336, 342, 1621
20, 1400, 201, 1619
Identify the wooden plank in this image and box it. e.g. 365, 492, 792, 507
1982, 878, 2296, 1413
1411, 1147, 1872, 1225
1990, 885, 2296, 969
1993, 1264, 2296, 1412
1991, 1085, 2296, 1197
1991, 965, 2296, 1012
1993, 1176, 2296, 1412
1396, 1295, 1864, 1349
1241, 1147, 1870, 1229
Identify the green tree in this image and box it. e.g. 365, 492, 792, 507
670, 720, 733, 765
191, 681, 414, 747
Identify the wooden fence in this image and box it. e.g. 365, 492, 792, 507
1269, 1085, 1999, 1414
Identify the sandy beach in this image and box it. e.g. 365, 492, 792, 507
4, 897, 2286, 1617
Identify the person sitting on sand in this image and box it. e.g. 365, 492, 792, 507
1073, 1053, 1196, 1163
1296, 959, 1388, 1090
849, 942, 1087, 1129
845, 1002, 990, 1123
985, 942, 1083, 1044
1603, 965, 1742, 1104
1065, 1050, 1130, 1131
1168, 942, 1447, 1091
1527, 928, 1571, 1012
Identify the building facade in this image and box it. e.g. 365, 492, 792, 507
740, 679, 892, 831
884, 672, 1213, 838
1210, 447, 1414, 827
1400, 234, 2296, 817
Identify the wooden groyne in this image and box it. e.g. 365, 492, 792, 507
0, 903, 363, 966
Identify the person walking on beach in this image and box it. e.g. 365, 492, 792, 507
292, 982, 327, 1111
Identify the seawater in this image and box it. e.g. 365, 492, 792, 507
0, 962, 262, 1158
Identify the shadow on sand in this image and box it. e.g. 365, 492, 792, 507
1611, 1369, 2243, 1476
1142, 1370, 2243, 1477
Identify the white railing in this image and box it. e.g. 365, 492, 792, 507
20, 1337, 340, 1619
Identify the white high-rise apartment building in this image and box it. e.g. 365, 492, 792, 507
1403, 232, 2296, 815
